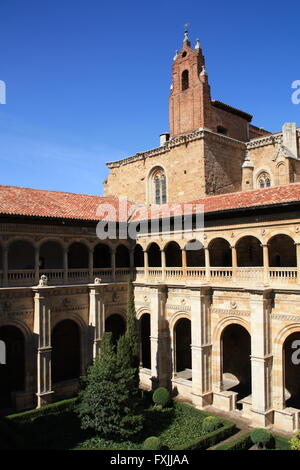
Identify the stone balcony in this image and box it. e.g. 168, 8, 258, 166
1, 266, 299, 288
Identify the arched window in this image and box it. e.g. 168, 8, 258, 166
257, 171, 271, 188
182, 70, 189, 91
148, 167, 167, 204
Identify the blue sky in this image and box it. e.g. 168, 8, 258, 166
0, 0, 299, 195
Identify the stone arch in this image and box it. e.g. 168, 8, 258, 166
165, 241, 182, 267
147, 242, 162, 267
0, 324, 26, 408
39, 240, 64, 269
115, 244, 130, 268
8, 239, 35, 269
94, 243, 111, 268
185, 239, 205, 267
134, 244, 144, 267
51, 319, 81, 383
268, 234, 296, 267
273, 323, 300, 410
105, 313, 126, 345
236, 235, 263, 267
68, 242, 89, 269
256, 169, 272, 188
147, 166, 167, 205
173, 316, 192, 376
220, 322, 252, 403
209, 238, 232, 267
139, 313, 151, 369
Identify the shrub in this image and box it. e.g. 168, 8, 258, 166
290, 431, 300, 450
76, 333, 143, 440
201, 416, 222, 434
250, 428, 272, 449
153, 388, 170, 408
143, 436, 161, 450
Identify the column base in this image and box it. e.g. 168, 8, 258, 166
213, 391, 238, 412
192, 391, 213, 408
250, 408, 274, 428
273, 407, 300, 432
36, 390, 54, 408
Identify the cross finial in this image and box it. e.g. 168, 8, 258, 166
183, 23, 190, 43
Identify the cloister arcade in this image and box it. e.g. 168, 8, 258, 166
0, 232, 299, 288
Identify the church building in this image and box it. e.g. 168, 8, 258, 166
0, 30, 300, 433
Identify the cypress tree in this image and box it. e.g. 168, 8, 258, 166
76, 332, 143, 439
125, 277, 140, 381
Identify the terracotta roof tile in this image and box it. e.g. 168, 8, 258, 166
0, 183, 300, 223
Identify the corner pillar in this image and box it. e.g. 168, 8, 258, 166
33, 285, 54, 407
250, 289, 273, 427
190, 286, 213, 408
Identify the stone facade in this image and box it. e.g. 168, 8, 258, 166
1, 31, 300, 435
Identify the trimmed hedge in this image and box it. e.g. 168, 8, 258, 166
215, 432, 252, 450
174, 420, 237, 450
153, 388, 170, 408
214, 431, 290, 451
143, 436, 161, 450
6, 398, 77, 424
202, 416, 222, 434
2, 398, 80, 449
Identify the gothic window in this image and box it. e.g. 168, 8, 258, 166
182, 70, 189, 91
148, 167, 167, 204
257, 172, 271, 189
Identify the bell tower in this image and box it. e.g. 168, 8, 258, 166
169, 30, 212, 137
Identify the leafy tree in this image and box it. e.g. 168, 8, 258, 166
76, 332, 143, 440
125, 277, 140, 383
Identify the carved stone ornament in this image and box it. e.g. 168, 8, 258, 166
38, 275, 48, 287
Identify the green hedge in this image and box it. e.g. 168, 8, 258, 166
174, 421, 237, 450
273, 435, 290, 450
1, 398, 80, 449
6, 398, 77, 423
214, 431, 290, 451
214, 432, 252, 450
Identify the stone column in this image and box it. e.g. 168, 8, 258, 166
296, 243, 300, 285
111, 248, 116, 282
161, 249, 166, 281
182, 248, 187, 276
190, 286, 213, 407
88, 283, 105, 362
250, 289, 273, 427
33, 284, 54, 407
149, 285, 169, 388
3, 246, 8, 287
205, 247, 210, 281
143, 250, 149, 281
262, 244, 269, 285
231, 245, 237, 282
63, 247, 68, 284
88, 247, 94, 283
34, 246, 40, 284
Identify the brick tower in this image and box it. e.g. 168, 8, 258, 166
169, 30, 211, 137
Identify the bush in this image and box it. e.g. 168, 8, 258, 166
76, 333, 143, 440
143, 436, 161, 450
215, 432, 253, 450
250, 428, 272, 449
175, 421, 237, 450
201, 416, 222, 434
153, 388, 170, 408
290, 431, 300, 450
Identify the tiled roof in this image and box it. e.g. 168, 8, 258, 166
0, 183, 300, 223
0, 185, 136, 222
130, 183, 300, 221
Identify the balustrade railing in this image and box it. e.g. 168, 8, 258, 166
2, 266, 300, 287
